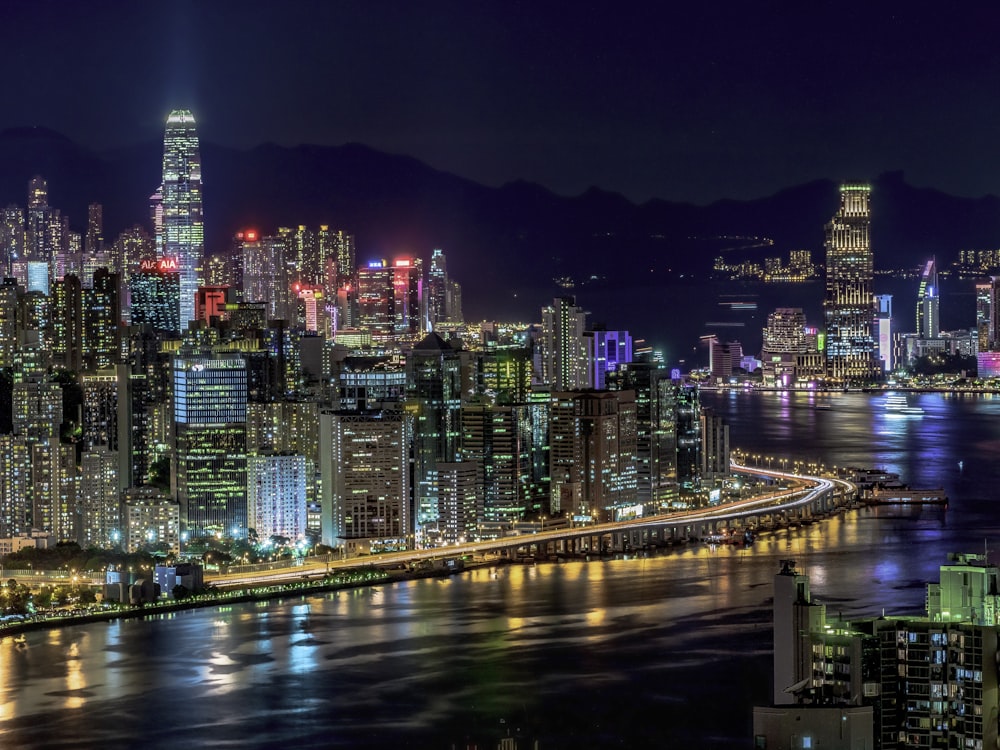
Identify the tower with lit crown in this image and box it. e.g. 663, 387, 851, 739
823, 182, 878, 384
158, 110, 203, 328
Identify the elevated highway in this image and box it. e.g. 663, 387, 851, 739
207, 465, 857, 588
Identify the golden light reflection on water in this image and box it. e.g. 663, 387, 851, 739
584, 608, 606, 628
0, 639, 14, 722
65, 650, 85, 709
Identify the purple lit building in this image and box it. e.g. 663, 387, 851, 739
585, 328, 633, 389
978, 351, 1000, 378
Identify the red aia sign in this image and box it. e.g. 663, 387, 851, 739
139, 257, 180, 273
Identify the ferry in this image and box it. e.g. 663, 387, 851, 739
884, 393, 924, 416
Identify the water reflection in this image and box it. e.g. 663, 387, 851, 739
3, 394, 1000, 748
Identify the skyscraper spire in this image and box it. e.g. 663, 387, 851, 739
159, 109, 203, 328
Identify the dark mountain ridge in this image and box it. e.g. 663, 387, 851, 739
0, 127, 997, 322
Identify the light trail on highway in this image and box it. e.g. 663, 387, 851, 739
207, 465, 857, 589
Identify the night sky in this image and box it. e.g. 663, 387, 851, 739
4, 2, 1000, 204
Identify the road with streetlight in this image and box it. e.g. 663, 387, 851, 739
206, 464, 855, 589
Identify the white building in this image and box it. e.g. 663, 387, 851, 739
247, 452, 308, 541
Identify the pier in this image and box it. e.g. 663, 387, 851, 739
865, 487, 948, 506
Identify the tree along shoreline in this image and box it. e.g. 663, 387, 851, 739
0, 563, 474, 638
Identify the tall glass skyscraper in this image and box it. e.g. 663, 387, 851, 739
916, 258, 939, 339
823, 182, 878, 384
173, 351, 247, 538
158, 110, 203, 329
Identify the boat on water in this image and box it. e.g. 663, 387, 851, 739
884, 393, 924, 415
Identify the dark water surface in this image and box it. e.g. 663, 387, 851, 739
3, 392, 1000, 749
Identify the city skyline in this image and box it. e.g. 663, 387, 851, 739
3, 4, 1000, 204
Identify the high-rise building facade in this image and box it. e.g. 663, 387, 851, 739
130, 257, 181, 334
83, 268, 121, 370
434, 462, 482, 545
357, 260, 394, 336
875, 294, 893, 373
85, 202, 103, 259
79, 447, 120, 548
585, 328, 633, 390
608, 359, 678, 509
173, 351, 248, 538
549, 390, 637, 523
675, 384, 701, 492
460, 399, 533, 524
391, 258, 424, 335
123, 486, 180, 553
428, 248, 448, 329
319, 409, 411, 555
247, 452, 308, 542
408, 332, 464, 535
538, 297, 589, 390
824, 182, 878, 384
916, 258, 940, 340
1, 205, 25, 277
976, 280, 992, 353
158, 110, 203, 329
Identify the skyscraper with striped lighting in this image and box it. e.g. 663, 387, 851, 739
823, 182, 878, 384
158, 110, 203, 329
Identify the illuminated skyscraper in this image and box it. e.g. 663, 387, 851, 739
408, 332, 463, 535
49, 275, 81, 371
675, 384, 701, 491
0, 279, 18, 367
823, 182, 878, 383
428, 248, 448, 328
173, 351, 248, 538
0, 205, 25, 276
607, 358, 678, 509
83, 268, 121, 370
434, 462, 482, 545
584, 328, 633, 389
85, 203, 103, 256
130, 258, 181, 334
158, 110, 203, 329
762, 308, 809, 356
79, 447, 120, 548
459, 399, 533, 524
548, 390, 637, 523
0, 435, 31, 538
357, 260, 394, 336
332, 229, 356, 287
247, 452, 308, 542
875, 295, 893, 373
123, 487, 180, 553
241, 230, 292, 322
916, 258, 940, 339
31, 439, 77, 542
391, 258, 424, 335
319, 409, 411, 555
538, 297, 589, 390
